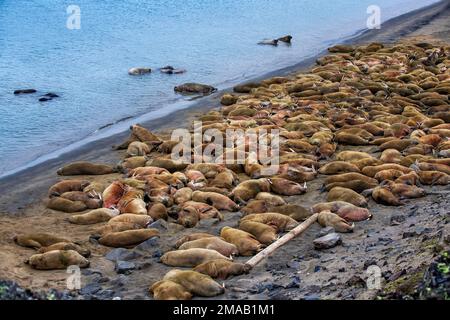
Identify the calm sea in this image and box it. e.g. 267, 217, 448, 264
0, 0, 439, 176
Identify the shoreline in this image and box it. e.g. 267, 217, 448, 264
0, 0, 448, 214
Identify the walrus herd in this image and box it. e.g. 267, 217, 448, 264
13, 40, 450, 299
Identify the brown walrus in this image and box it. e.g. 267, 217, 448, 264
191, 191, 239, 211
161, 248, 231, 267
149, 280, 192, 300
318, 161, 361, 175
317, 210, 354, 233
327, 187, 368, 207
231, 178, 271, 204
178, 237, 239, 257
194, 259, 251, 279
269, 177, 307, 196
240, 212, 298, 231
174, 233, 216, 249
91, 222, 141, 239
238, 220, 278, 245
48, 179, 90, 197
163, 269, 224, 297
26, 250, 89, 270
98, 228, 159, 248
269, 204, 313, 221
312, 201, 371, 221
108, 213, 153, 227
147, 203, 168, 221
47, 197, 87, 212
37, 242, 91, 258
220, 227, 262, 256
57, 161, 117, 175
68, 208, 120, 225
102, 181, 126, 208
368, 186, 403, 206
13, 233, 70, 249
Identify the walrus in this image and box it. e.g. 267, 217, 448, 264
323, 179, 378, 193
26, 250, 90, 270
60, 191, 102, 209
149, 280, 192, 300
241, 200, 270, 215
121, 178, 146, 190
351, 158, 383, 170
102, 181, 126, 208
335, 132, 370, 145
317, 210, 354, 233
335, 151, 373, 162
361, 164, 412, 177
220, 227, 262, 256
175, 233, 216, 249
178, 237, 239, 257
37, 242, 91, 258
313, 201, 371, 222
370, 186, 404, 206
241, 212, 298, 231
374, 169, 405, 182
413, 162, 450, 175
324, 173, 377, 186
163, 269, 224, 297
174, 83, 217, 95
231, 178, 271, 204
108, 214, 153, 228
177, 205, 200, 228
327, 187, 368, 207
48, 179, 90, 197
117, 187, 147, 215
57, 161, 116, 175
185, 170, 208, 189
379, 138, 418, 151
415, 170, 450, 185
384, 181, 426, 199
91, 222, 141, 239
147, 203, 168, 221
181, 201, 223, 221
395, 171, 420, 185
380, 149, 404, 164
13, 233, 70, 249
128, 67, 151, 75
98, 228, 159, 248
192, 191, 239, 211
269, 204, 313, 221
318, 161, 360, 175
186, 163, 225, 179
255, 192, 286, 206
277, 35, 293, 43
126, 141, 152, 157
68, 208, 120, 225
129, 124, 160, 143
194, 259, 251, 280
47, 197, 87, 213
116, 156, 148, 172
161, 248, 231, 267
220, 93, 239, 106
173, 188, 193, 205
238, 220, 278, 245
210, 169, 238, 189
147, 157, 188, 172
269, 177, 307, 196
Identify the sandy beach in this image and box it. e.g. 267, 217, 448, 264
0, 0, 449, 300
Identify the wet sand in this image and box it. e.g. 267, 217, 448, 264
0, 0, 449, 300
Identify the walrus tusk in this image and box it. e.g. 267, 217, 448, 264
303, 182, 307, 189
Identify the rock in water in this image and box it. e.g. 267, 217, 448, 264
174, 83, 217, 95
313, 232, 342, 250
128, 67, 152, 75
14, 89, 36, 95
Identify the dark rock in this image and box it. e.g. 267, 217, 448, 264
134, 236, 159, 252
80, 283, 101, 295
95, 289, 115, 300
105, 248, 141, 262
304, 294, 320, 300
43, 92, 59, 98
346, 275, 366, 288
115, 260, 136, 274
317, 226, 335, 237
403, 231, 418, 238
363, 259, 378, 269
313, 232, 341, 250
198, 218, 219, 228
110, 275, 127, 287
14, 89, 36, 95
314, 265, 322, 272
148, 219, 168, 231
339, 267, 346, 272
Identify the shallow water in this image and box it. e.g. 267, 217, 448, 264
0, 0, 439, 176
